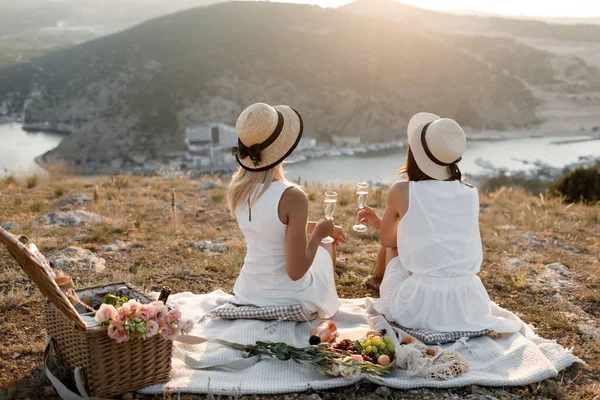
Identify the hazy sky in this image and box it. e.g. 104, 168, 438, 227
291, 0, 600, 18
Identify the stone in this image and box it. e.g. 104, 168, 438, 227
533, 262, 573, 293
526, 238, 542, 248
36, 210, 104, 227
49, 247, 106, 273
190, 240, 229, 253
506, 258, 525, 270
1, 221, 19, 231
375, 386, 391, 397
198, 180, 221, 190
546, 262, 571, 276
102, 240, 129, 252
53, 194, 90, 209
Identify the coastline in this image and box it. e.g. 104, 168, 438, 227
4, 118, 599, 179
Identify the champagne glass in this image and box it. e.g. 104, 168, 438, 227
352, 182, 369, 232
321, 191, 337, 243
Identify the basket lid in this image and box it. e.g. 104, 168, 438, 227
0, 227, 87, 330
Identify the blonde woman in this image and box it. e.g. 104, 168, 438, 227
227, 103, 345, 318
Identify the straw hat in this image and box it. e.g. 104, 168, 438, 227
407, 112, 466, 181
233, 103, 303, 171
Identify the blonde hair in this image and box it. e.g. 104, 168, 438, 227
227, 164, 294, 214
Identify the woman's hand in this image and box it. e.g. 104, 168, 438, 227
332, 225, 347, 245
357, 206, 381, 230
313, 219, 335, 241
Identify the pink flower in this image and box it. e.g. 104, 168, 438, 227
107, 323, 129, 343
127, 299, 140, 316
146, 304, 158, 320
351, 354, 364, 363
161, 325, 181, 341
146, 320, 159, 338
166, 309, 182, 324
137, 304, 150, 321
94, 304, 118, 324
155, 304, 169, 325
180, 319, 194, 335
118, 303, 130, 322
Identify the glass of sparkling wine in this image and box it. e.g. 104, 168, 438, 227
321, 191, 337, 243
352, 182, 369, 233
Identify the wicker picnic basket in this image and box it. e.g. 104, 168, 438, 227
0, 227, 172, 398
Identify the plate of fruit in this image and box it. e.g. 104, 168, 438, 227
332, 329, 396, 368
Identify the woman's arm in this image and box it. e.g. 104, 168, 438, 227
280, 187, 335, 281
379, 182, 409, 248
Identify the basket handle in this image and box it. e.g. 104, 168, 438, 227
174, 335, 261, 370
44, 337, 112, 400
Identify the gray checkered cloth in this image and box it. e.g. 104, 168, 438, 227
206, 302, 317, 322
390, 321, 491, 344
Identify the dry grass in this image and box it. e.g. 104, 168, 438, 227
0, 176, 599, 399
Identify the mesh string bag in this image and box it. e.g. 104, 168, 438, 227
395, 341, 469, 380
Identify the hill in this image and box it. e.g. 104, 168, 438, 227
0, 1, 543, 171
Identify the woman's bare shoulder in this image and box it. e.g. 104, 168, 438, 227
389, 180, 409, 196
280, 185, 307, 209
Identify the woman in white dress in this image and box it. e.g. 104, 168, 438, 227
227, 103, 345, 319
358, 112, 522, 334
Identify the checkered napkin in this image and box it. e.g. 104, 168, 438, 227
205, 302, 317, 322
390, 322, 491, 344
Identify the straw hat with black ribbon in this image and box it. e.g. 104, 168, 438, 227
232, 103, 303, 172
407, 112, 467, 181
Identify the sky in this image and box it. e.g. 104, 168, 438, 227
289, 0, 600, 18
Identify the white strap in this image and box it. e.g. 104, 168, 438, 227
43, 337, 93, 400
174, 335, 261, 370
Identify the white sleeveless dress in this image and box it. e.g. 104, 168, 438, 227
375, 180, 522, 333
231, 181, 341, 319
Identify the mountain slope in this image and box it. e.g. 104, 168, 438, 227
0, 1, 539, 169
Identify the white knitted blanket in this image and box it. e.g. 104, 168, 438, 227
139, 291, 579, 395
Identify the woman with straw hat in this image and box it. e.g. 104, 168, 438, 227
357, 113, 522, 334
227, 103, 345, 318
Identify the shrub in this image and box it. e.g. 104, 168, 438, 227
481, 173, 549, 195
548, 166, 600, 203
25, 175, 39, 189
211, 189, 225, 203
30, 201, 43, 212
3, 175, 16, 186
54, 187, 65, 198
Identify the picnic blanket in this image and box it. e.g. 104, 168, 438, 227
139, 291, 580, 395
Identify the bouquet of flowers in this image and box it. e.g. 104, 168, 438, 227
94, 294, 193, 343
242, 339, 392, 381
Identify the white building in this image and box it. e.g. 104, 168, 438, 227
332, 135, 361, 146
297, 137, 317, 151
185, 123, 238, 169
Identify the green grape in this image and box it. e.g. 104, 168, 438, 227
387, 343, 395, 351
366, 346, 373, 353
379, 343, 386, 350
364, 340, 372, 347
384, 336, 392, 344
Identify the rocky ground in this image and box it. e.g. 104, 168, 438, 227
0, 173, 598, 399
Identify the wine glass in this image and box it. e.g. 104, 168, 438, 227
352, 182, 369, 233
321, 191, 337, 243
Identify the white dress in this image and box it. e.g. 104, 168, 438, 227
375, 180, 522, 333
231, 181, 341, 319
